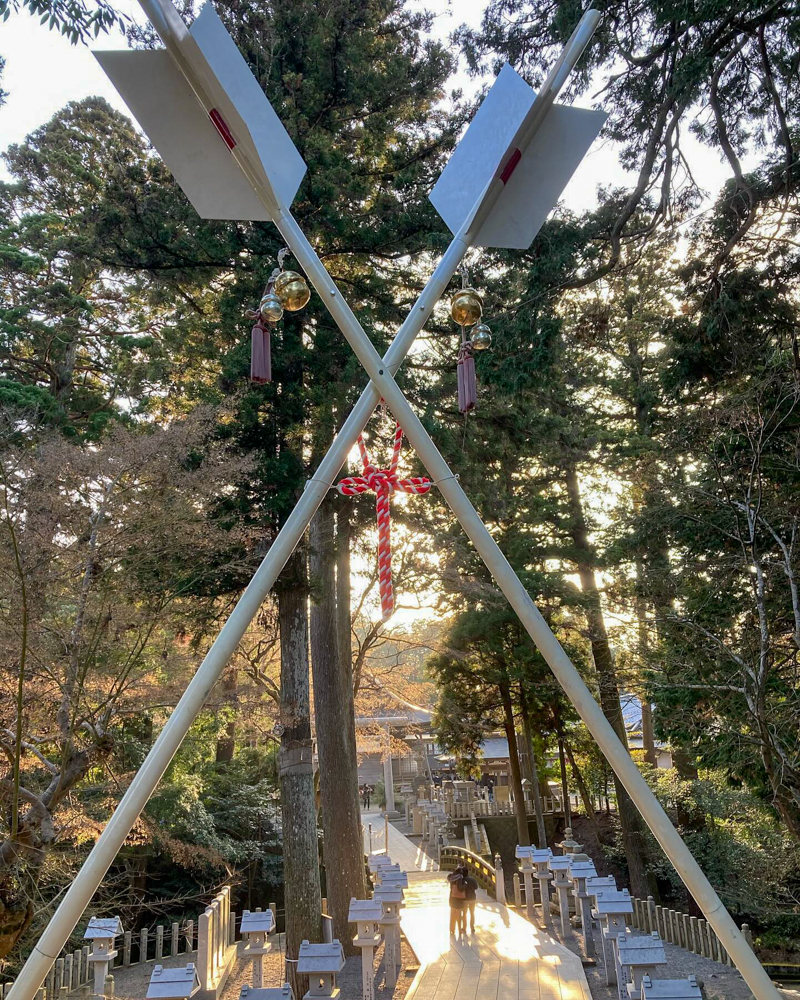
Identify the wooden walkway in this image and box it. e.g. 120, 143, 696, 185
362, 813, 591, 1000
362, 809, 439, 872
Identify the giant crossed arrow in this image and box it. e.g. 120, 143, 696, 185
7, 6, 780, 1000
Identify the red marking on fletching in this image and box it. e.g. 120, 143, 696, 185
499, 147, 522, 184
209, 109, 236, 150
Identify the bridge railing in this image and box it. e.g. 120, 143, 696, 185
439, 846, 505, 904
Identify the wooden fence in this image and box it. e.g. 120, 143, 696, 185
628, 894, 753, 968
443, 793, 608, 820
0, 887, 279, 999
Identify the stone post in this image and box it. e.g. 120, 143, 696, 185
533, 852, 553, 930
197, 909, 212, 992
521, 860, 535, 923
494, 854, 505, 905
697, 919, 708, 957
383, 740, 395, 814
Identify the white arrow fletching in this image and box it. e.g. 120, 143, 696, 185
95, 2, 306, 221
189, 4, 306, 210
95, 49, 272, 221
430, 64, 607, 249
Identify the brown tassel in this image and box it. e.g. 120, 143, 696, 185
250, 323, 272, 383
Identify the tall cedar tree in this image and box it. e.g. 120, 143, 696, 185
456, 0, 800, 285
3, 0, 461, 963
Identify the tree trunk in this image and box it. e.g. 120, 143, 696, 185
636, 559, 658, 768
310, 499, 365, 951
640, 699, 657, 768
562, 736, 601, 839
498, 677, 530, 847
672, 747, 698, 782
278, 549, 321, 999
564, 463, 657, 898
215, 667, 237, 764
336, 507, 362, 827
556, 732, 572, 829
519, 687, 548, 848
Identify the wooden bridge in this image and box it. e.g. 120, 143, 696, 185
363, 811, 591, 1000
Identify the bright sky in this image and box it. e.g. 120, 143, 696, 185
0, 0, 737, 207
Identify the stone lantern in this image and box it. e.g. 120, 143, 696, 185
640, 975, 701, 1000
592, 889, 633, 987
349, 899, 383, 1000
557, 827, 582, 856
530, 848, 554, 929
84, 916, 122, 997
547, 856, 573, 937
240, 909, 275, 988
378, 870, 408, 890
374, 884, 404, 989
618, 931, 667, 998
147, 963, 200, 999
240, 986, 294, 1000
296, 939, 345, 1000
515, 845, 536, 923
568, 858, 597, 956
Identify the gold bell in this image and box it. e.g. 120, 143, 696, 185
259, 292, 284, 324
471, 323, 492, 351
450, 287, 483, 327
273, 270, 311, 312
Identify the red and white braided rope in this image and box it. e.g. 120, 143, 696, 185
337, 423, 432, 621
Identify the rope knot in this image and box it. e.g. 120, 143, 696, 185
336, 422, 432, 621
364, 465, 394, 493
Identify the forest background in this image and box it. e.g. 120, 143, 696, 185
0, 0, 799, 979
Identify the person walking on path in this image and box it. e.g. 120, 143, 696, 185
362, 784, 372, 809
448, 863, 479, 934
447, 866, 467, 937
461, 866, 479, 933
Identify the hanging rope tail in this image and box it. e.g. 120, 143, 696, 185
337, 423, 432, 621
